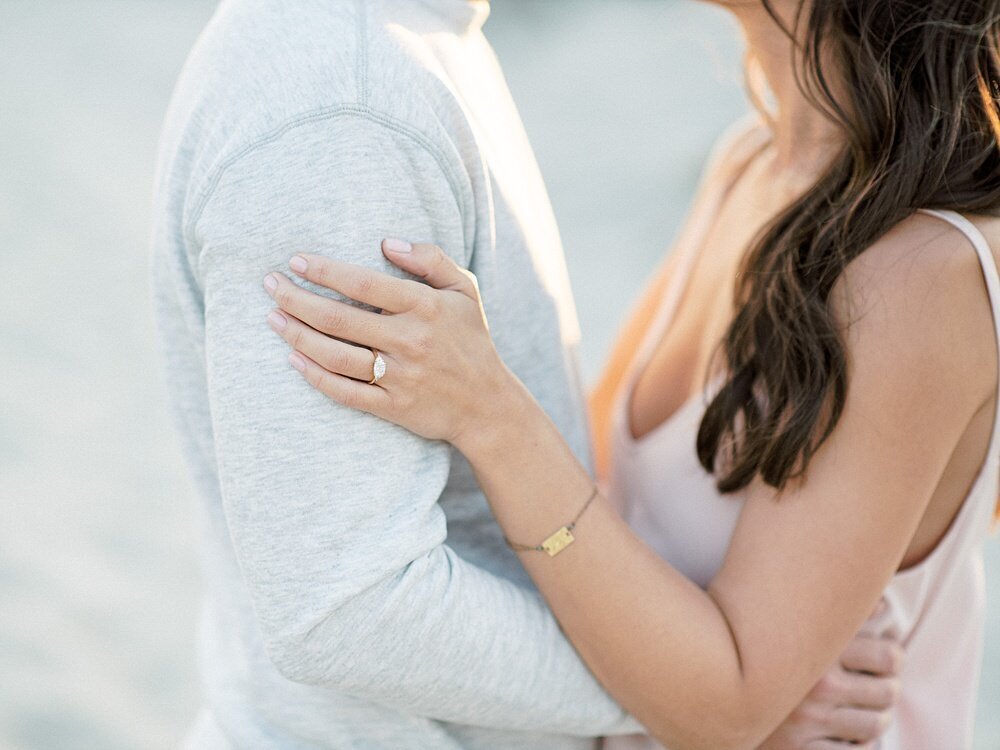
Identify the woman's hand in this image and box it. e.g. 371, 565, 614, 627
759, 631, 903, 750
263, 240, 518, 452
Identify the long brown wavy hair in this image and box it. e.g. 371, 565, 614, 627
696, 0, 1000, 514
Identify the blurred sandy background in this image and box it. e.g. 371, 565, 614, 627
1, 1, 997, 747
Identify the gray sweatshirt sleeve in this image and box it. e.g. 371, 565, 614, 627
190, 110, 642, 736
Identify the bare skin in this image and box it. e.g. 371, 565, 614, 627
254, 2, 999, 747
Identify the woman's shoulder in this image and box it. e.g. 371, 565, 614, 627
841, 210, 1000, 313
835, 210, 1000, 409
701, 114, 772, 187
674, 114, 771, 223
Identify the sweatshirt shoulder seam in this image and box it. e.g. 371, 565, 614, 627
184, 104, 470, 259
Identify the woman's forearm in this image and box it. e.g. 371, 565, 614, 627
457, 380, 763, 750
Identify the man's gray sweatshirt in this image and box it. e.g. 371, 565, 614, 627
150, 0, 640, 746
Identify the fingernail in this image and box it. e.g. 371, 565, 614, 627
267, 310, 287, 331
289, 352, 306, 372
289, 255, 308, 274
384, 238, 412, 253
264, 274, 278, 295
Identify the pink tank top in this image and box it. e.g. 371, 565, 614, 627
604, 204, 1000, 750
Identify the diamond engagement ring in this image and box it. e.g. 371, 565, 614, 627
368, 350, 387, 385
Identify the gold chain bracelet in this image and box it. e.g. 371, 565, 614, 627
504, 484, 600, 557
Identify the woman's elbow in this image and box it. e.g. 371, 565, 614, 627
645, 696, 760, 750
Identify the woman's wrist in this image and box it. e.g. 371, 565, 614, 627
453, 365, 543, 466
452, 361, 598, 554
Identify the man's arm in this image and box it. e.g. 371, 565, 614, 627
191, 110, 639, 734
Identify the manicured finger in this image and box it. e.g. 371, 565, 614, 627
382, 239, 478, 298
267, 309, 379, 382
824, 706, 892, 744
287, 350, 391, 414
840, 635, 905, 677
264, 272, 396, 351
287, 254, 426, 313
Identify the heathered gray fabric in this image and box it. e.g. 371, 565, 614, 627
150, 0, 642, 747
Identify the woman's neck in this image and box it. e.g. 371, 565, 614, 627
734, 4, 842, 181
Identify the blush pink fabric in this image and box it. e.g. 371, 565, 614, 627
604, 207, 999, 750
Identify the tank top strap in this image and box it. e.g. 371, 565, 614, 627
918, 208, 1000, 528
624, 127, 773, 394
626, 221, 704, 389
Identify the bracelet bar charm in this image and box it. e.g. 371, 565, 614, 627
541, 526, 575, 557
504, 484, 600, 557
